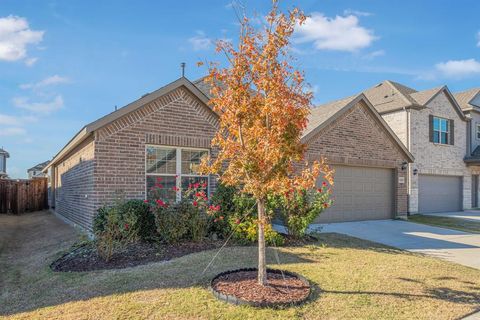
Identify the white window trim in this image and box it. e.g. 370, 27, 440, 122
433, 116, 449, 145
145, 145, 210, 201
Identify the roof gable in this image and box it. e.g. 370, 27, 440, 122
455, 88, 480, 110
46, 77, 214, 170
419, 86, 466, 120
303, 94, 414, 162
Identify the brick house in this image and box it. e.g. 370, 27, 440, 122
364, 81, 471, 213
45, 77, 413, 231
455, 88, 480, 207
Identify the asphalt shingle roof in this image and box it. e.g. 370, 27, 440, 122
303, 95, 357, 138
409, 86, 444, 105
363, 80, 419, 113
28, 160, 50, 172
454, 88, 480, 110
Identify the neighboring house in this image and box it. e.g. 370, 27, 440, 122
27, 161, 50, 179
44, 76, 413, 231
0, 148, 9, 179
305, 94, 413, 223
364, 81, 469, 214
455, 88, 480, 207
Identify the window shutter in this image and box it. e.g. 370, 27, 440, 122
429, 115, 434, 142
450, 119, 454, 145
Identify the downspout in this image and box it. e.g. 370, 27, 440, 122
406, 107, 411, 214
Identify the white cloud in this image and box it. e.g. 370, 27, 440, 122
12, 95, 64, 114
477, 31, 480, 47
435, 59, 480, 78
0, 127, 27, 136
188, 31, 211, 51
0, 114, 37, 126
20, 75, 69, 90
24, 57, 38, 66
362, 49, 385, 60
343, 9, 373, 17
0, 15, 44, 62
296, 13, 377, 52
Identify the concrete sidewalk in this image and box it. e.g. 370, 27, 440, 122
421, 210, 480, 222
308, 219, 480, 269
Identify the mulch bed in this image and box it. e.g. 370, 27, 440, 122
211, 269, 311, 307
51, 240, 223, 272
50, 233, 318, 273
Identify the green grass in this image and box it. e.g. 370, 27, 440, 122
409, 214, 480, 234
1, 211, 480, 320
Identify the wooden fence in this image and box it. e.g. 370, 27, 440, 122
0, 178, 48, 214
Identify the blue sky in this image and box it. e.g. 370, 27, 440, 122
0, 0, 479, 178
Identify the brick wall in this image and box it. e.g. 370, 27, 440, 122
93, 86, 219, 219
408, 92, 470, 212
54, 136, 96, 230
306, 101, 409, 218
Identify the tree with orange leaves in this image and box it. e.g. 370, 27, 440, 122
200, 1, 333, 285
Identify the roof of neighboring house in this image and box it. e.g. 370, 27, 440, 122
364, 80, 466, 120
303, 95, 357, 139
454, 88, 480, 111
0, 148, 9, 157
302, 93, 414, 162
363, 80, 420, 114
28, 160, 51, 172
44, 77, 211, 172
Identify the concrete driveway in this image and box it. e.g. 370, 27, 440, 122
421, 210, 480, 222
309, 219, 480, 269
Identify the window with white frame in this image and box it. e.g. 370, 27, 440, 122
146, 146, 209, 202
476, 124, 480, 140
433, 116, 449, 144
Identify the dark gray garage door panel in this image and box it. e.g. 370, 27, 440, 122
315, 165, 394, 223
418, 175, 462, 213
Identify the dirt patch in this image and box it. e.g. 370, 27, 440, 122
51, 240, 223, 272
211, 269, 310, 306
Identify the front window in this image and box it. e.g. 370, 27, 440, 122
476, 124, 480, 140
146, 146, 209, 202
433, 117, 449, 144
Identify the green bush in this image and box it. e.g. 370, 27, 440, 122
229, 216, 284, 246
209, 183, 283, 245
93, 199, 155, 241
273, 185, 332, 238
149, 181, 212, 244
93, 203, 139, 261
153, 200, 190, 244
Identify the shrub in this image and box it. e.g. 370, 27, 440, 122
153, 200, 190, 243
93, 199, 155, 241
210, 183, 283, 245
93, 204, 139, 261
148, 178, 214, 244
230, 216, 284, 246
273, 184, 332, 238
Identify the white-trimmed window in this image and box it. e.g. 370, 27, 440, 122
433, 116, 449, 144
476, 124, 480, 140
146, 145, 209, 202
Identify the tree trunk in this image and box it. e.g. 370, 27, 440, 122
257, 198, 267, 285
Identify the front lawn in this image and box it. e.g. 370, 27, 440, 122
409, 214, 480, 234
1, 212, 480, 320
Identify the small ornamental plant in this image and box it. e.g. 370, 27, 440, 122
272, 181, 333, 238
145, 177, 221, 243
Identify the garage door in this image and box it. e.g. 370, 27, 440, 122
418, 175, 462, 213
315, 165, 394, 223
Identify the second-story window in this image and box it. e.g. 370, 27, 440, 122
476, 124, 480, 140
433, 117, 449, 144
